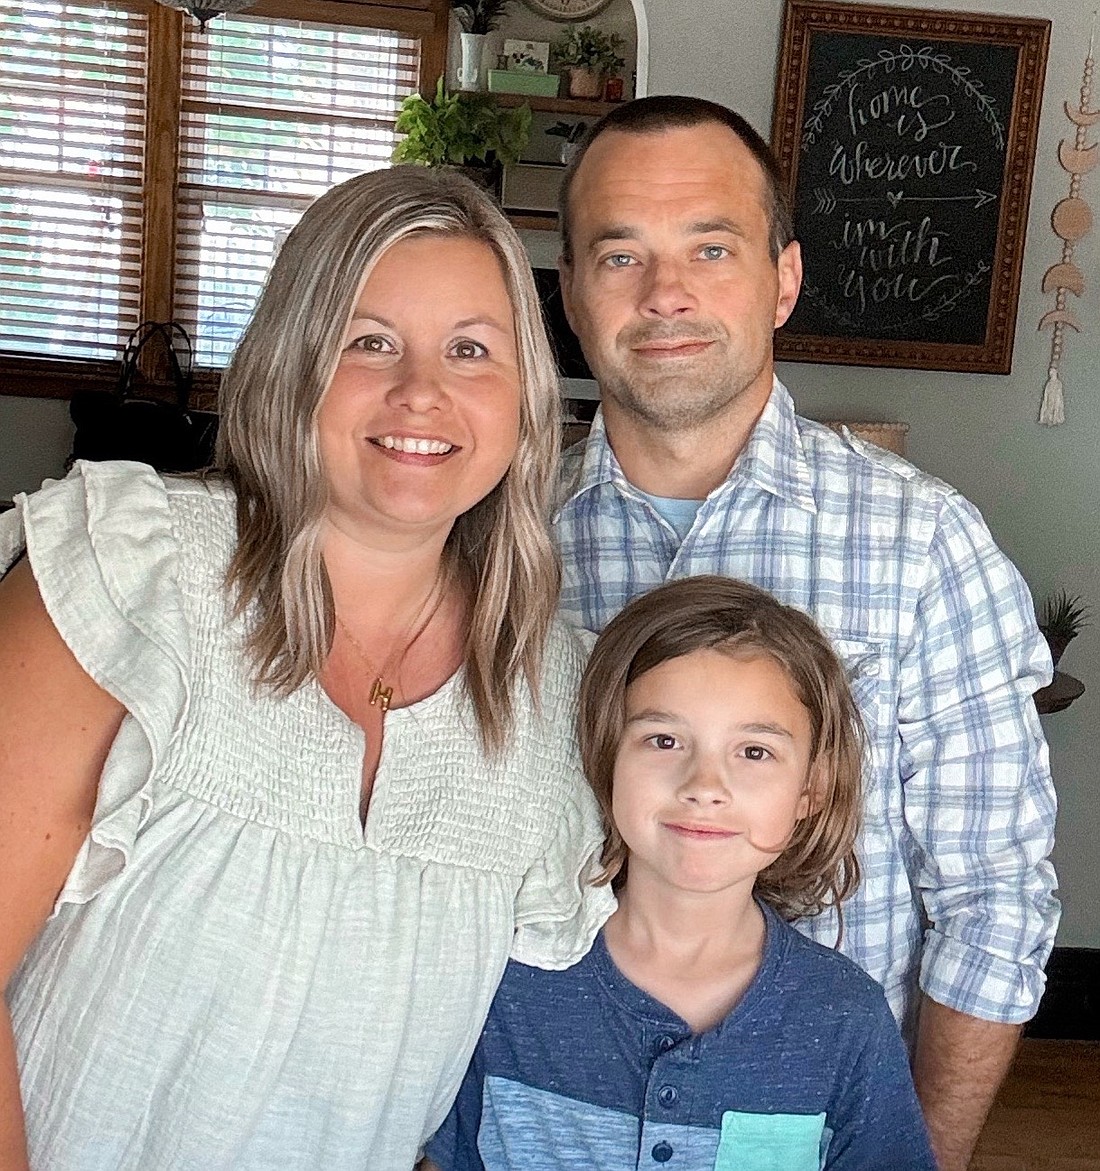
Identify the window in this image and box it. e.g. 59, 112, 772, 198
0, 2, 147, 364
0, 0, 445, 393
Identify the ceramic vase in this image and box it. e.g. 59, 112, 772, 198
567, 66, 603, 99
458, 32, 487, 91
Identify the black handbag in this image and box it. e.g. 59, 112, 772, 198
69, 321, 218, 473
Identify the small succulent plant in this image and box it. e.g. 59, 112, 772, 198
1038, 589, 1091, 667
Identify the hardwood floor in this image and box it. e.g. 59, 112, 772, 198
971, 1039, 1100, 1170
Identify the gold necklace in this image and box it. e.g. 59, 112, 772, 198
335, 572, 446, 713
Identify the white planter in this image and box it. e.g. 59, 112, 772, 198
458, 32, 487, 91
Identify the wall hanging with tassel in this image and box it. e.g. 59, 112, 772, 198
1038, 13, 1098, 426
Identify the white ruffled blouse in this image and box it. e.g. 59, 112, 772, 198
0, 461, 613, 1171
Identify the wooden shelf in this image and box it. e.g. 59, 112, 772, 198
507, 212, 559, 231
492, 92, 616, 117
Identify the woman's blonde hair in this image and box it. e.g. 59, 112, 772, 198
578, 576, 864, 923
216, 166, 562, 752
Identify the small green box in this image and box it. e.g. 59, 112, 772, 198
488, 70, 560, 98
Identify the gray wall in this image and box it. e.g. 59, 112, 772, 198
2, 0, 1096, 943
0, 397, 73, 503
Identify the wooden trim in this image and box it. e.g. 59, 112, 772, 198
180, 97, 404, 131
1026, 948, 1100, 1041
0, 168, 143, 196
325, 0, 435, 9
140, 3, 183, 330
249, 0, 435, 33
0, 355, 221, 407
418, 0, 451, 95
494, 93, 615, 117
508, 213, 559, 231
174, 184, 317, 209
0, 356, 119, 401
770, 0, 1050, 375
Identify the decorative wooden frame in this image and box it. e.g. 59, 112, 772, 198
771, 0, 1049, 373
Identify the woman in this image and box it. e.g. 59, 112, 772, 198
0, 168, 613, 1170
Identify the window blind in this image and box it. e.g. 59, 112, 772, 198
176, 13, 421, 366
0, 0, 146, 361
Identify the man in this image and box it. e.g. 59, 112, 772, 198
552, 96, 1059, 1171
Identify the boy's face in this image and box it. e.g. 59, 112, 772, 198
612, 648, 817, 899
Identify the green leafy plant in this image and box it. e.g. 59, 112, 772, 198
550, 25, 625, 74
393, 78, 532, 167
451, 0, 510, 35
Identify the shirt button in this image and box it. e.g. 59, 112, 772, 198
652, 1141, 674, 1163
656, 1034, 676, 1053
657, 1085, 678, 1107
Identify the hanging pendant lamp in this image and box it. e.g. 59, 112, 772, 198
154, 0, 256, 30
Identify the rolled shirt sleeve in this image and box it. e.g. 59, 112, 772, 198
897, 490, 1059, 1023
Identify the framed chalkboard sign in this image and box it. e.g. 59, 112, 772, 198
771, 1, 1050, 373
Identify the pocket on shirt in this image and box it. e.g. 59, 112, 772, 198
830, 636, 886, 747
714, 1110, 826, 1171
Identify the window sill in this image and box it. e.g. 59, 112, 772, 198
0, 356, 220, 411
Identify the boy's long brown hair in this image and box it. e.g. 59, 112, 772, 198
578, 576, 864, 923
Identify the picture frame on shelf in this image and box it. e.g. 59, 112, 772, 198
770, 0, 1050, 374
503, 38, 550, 73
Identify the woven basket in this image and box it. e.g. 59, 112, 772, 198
825, 420, 909, 457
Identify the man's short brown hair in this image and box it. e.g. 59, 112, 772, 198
558, 95, 794, 265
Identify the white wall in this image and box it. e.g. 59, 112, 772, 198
645, 0, 1100, 946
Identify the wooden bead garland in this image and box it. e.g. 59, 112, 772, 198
1038, 13, 1099, 426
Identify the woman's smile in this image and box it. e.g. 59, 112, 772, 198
368, 433, 459, 459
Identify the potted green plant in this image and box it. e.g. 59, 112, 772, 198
545, 118, 590, 164
393, 78, 531, 188
451, 0, 510, 34
1038, 589, 1091, 667
452, 0, 511, 89
551, 25, 625, 100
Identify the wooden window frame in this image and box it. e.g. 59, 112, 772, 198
0, 0, 449, 403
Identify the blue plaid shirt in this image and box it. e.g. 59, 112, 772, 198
553, 380, 1059, 1035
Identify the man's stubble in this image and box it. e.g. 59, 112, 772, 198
589, 320, 769, 435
